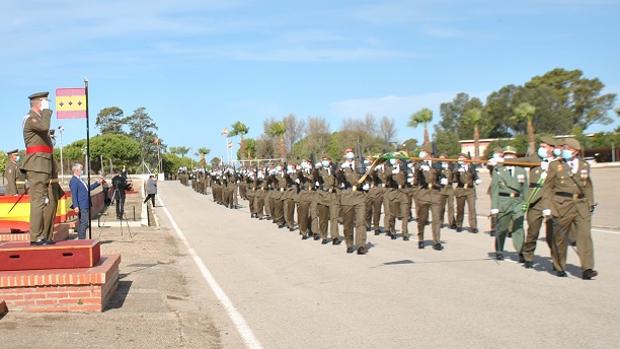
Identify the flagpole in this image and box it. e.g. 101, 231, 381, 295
84, 77, 92, 240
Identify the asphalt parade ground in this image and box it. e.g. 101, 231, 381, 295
153, 166, 620, 349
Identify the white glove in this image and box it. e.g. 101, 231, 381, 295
362, 183, 370, 191
517, 174, 525, 183
440, 178, 448, 185
490, 208, 499, 215
475, 179, 482, 185
315, 181, 320, 187
540, 161, 549, 171
458, 167, 465, 173
542, 209, 551, 217
407, 177, 414, 184
341, 163, 348, 169
340, 183, 345, 188
421, 165, 430, 172
295, 178, 300, 184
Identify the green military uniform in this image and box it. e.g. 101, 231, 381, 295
273, 170, 287, 227
365, 163, 384, 235
453, 160, 478, 233
385, 161, 410, 240
297, 166, 315, 239
541, 138, 596, 278
339, 161, 368, 254
317, 163, 342, 244
438, 159, 456, 229
3, 150, 20, 196
283, 169, 298, 230
22, 92, 54, 243
490, 147, 528, 259
43, 159, 64, 241
415, 159, 443, 250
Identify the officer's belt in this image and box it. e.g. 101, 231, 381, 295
555, 192, 584, 199
499, 192, 520, 198
456, 183, 471, 188
26, 145, 53, 154
529, 183, 541, 188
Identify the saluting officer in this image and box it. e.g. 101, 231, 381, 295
414, 145, 444, 250
22, 92, 56, 245
541, 138, 597, 279
338, 149, 368, 254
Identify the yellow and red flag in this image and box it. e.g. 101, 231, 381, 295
55, 88, 87, 119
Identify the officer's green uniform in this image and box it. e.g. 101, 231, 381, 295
3, 150, 20, 196
43, 159, 64, 241
365, 165, 384, 234
284, 170, 298, 230
541, 140, 595, 276
297, 168, 314, 238
490, 149, 528, 258
22, 92, 54, 242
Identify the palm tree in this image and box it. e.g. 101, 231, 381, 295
464, 108, 482, 160
229, 121, 250, 159
197, 147, 210, 168
408, 108, 433, 146
513, 102, 537, 155
267, 121, 287, 159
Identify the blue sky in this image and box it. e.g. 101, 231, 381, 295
1, 0, 619, 161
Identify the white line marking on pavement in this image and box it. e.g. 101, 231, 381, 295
156, 194, 264, 349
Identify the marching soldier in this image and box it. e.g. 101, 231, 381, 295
437, 154, 456, 230
3, 149, 21, 196
297, 160, 315, 239
338, 149, 368, 254
490, 146, 528, 261
414, 145, 444, 250
316, 156, 343, 245
453, 153, 480, 233
283, 163, 298, 231
365, 156, 384, 235
541, 138, 597, 279
385, 157, 410, 241
518, 136, 558, 269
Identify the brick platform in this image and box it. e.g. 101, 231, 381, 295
0, 223, 70, 243
0, 254, 120, 312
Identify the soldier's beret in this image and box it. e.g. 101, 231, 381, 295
503, 146, 517, 154
28, 91, 49, 100
562, 138, 581, 151
6, 149, 19, 155
539, 136, 557, 146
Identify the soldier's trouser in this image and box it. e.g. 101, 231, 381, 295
456, 191, 477, 229
342, 202, 367, 248
240, 185, 247, 200
254, 192, 265, 217
408, 190, 414, 220
439, 193, 456, 226
416, 199, 441, 244
27, 171, 50, 242
388, 191, 409, 237
365, 188, 383, 230
310, 197, 319, 236
248, 192, 255, 214
495, 208, 524, 253
285, 197, 295, 228
274, 198, 285, 224
43, 185, 59, 241
382, 189, 394, 229
298, 199, 312, 236
523, 207, 554, 263
318, 196, 340, 239
267, 196, 275, 218
551, 204, 594, 272
233, 185, 239, 206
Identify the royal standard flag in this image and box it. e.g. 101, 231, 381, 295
56, 87, 87, 119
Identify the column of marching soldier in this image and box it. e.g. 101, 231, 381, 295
178, 137, 598, 280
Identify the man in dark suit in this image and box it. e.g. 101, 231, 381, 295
69, 163, 103, 239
